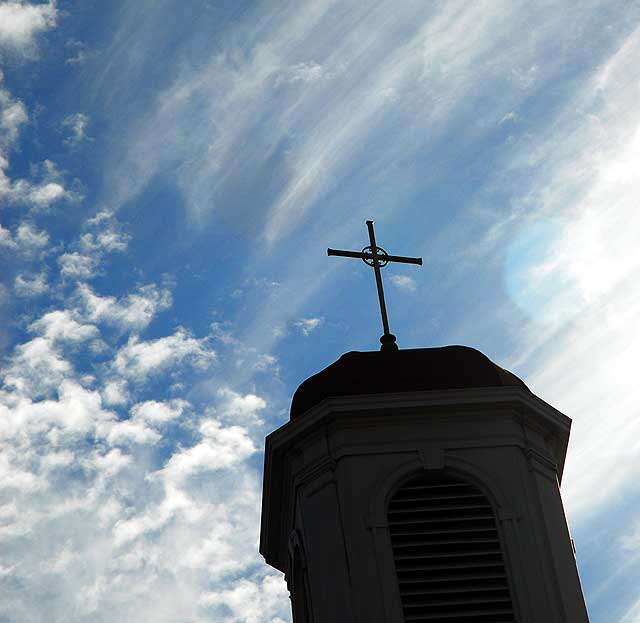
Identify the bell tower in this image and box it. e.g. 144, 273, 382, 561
259, 345, 589, 622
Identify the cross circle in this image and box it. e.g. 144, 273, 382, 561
361, 245, 389, 267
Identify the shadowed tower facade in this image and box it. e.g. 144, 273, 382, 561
260, 346, 590, 622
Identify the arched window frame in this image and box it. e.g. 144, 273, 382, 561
286, 530, 314, 623
366, 457, 524, 623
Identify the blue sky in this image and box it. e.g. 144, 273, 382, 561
1, 0, 639, 621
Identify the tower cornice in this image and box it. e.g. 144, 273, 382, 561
260, 385, 571, 574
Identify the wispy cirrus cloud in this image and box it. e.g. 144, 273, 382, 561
90, 0, 628, 375
461, 24, 640, 522
101, 0, 612, 245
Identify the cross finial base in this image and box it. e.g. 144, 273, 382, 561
380, 333, 398, 351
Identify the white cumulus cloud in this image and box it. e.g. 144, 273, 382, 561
80, 211, 129, 253
14, 272, 48, 297
62, 112, 89, 146
113, 328, 215, 380
131, 399, 189, 425
215, 388, 266, 426
1, 75, 72, 208
30, 309, 98, 343
293, 316, 323, 336
0, 1, 57, 54
28, 180, 67, 205
78, 283, 171, 331
390, 274, 417, 292
0, 81, 27, 145
2, 336, 72, 398
160, 419, 256, 486
0, 222, 49, 255
105, 418, 161, 446
58, 251, 96, 279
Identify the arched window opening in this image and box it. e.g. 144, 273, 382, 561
388, 471, 515, 622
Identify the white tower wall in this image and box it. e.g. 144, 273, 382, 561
261, 387, 589, 623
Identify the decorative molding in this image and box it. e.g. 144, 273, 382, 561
443, 454, 511, 511
298, 460, 337, 498
523, 446, 558, 482
275, 386, 571, 432
297, 456, 337, 484
366, 457, 424, 527
498, 508, 520, 523
419, 446, 444, 470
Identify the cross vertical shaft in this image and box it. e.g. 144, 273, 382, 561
366, 220, 391, 338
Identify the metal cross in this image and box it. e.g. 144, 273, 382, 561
328, 220, 422, 351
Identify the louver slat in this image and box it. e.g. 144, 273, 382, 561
389, 473, 515, 623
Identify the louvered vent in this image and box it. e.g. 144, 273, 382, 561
388, 472, 515, 622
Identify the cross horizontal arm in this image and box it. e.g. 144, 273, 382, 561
328, 248, 423, 265
327, 248, 366, 260
379, 254, 422, 266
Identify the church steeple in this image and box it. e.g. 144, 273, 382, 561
260, 345, 589, 622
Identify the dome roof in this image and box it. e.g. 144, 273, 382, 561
290, 345, 528, 419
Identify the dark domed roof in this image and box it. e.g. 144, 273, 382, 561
290, 345, 528, 419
